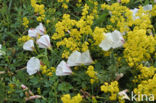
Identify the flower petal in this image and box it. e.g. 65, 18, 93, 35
36, 23, 45, 35
67, 51, 82, 67
80, 50, 93, 65
23, 40, 34, 51
67, 50, 93, 66
28, 29, 38, 38
26, 57, 40, 75
111, 30, 124, 48
99, 33, 113, 51
56, 60, 72, 76
36, 35, 51, 49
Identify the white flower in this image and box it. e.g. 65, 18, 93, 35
99, 33, 113, 51
56, 60, 72, 76
23, 40, 34, 51
28, 29, 38, 38
67, 50, 93, 67
28, 23, 46, 38
143, 4, 152, 11
111, 30, 125, 48
99, 30, 124, 51
26, 57, 40, 75
36, 23, 46, 36
36, 35, 51, 49
118, 89, 130, 100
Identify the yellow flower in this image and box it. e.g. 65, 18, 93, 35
86, 65, 98, 84
61, 94, 82, 103
124, 29, 156, 67
101, 81, 119, 101
121, 0, 130, 4
18, 35, 32, 43
62, 3, 68, 9
31, 0, 45, 21
22, 17, 29, 28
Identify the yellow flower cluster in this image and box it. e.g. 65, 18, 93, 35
40, 65, 56, 76
62, 50, 70, 59
93, 27, 105, 45
61, 93, 82, 103
151, 5, 156, 16
101, 81, 119, 101
86, 65, 98, 84
22, 17, 29, 28
133, 74, 156, 101
133, 7, 153, 31
137, 64, 156, 80
52, 4, 106, 57
31, 0, 45, 21
101, 3, 133, 33
124, 29, 156, 67
57, 0, 69, 9
18, 35, 32, 43
121, 0, 130, 4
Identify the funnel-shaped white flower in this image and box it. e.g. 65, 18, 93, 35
36, 35, 51, 49
36, 23, 46, 36
99, 30, 124, 51
99, 33, 113, 51
67, 50, 93, 67
111, 30, 125, 48
56, 60, 72, 76
80, 50, 93, 65
28, 29, 38, 38
28, 23, 46, 38
23, 40, 34, 51
27, 57, 40, 75
67, 51, 82, 67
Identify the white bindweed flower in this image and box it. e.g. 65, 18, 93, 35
28, 23, 46, 38
26, 57, 40, 75
118, 89, 130, 100
67, 50, 93, 67
56, 60, 72, 76
36, 23, 46, 36
99, 33, 113, 51
23, 40, 34, 51
143, 4, 152, 11
28, 29, 38, 38
67, 51, 81, 67
36, 35, 52, 49
99, 30, 124, 51
111, 30, 125, 48
80, 50, 94, 65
